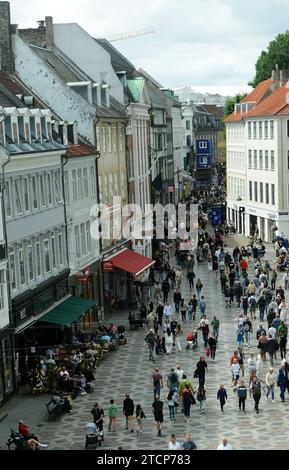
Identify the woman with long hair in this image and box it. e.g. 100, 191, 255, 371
135, 404, 146, 435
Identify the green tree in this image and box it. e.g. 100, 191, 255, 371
250, 31, 289, 87
224, 93, 247, 117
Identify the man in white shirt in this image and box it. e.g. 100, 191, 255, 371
176, 365, 184, 382
164, 303, 172, 321
268, 325, 277, 339
217, 436, 233, 450
168, 434, 182, 450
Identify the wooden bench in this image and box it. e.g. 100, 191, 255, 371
45, 398, 66, 421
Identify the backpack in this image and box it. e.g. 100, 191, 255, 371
169, 372, 178, 384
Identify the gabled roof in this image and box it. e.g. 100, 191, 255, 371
94, 38, 136, 77
202, 104, 224, 119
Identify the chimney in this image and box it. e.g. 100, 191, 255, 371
271, 68, 289, 89
0, 1, 13, 72
45, 16, 54, 49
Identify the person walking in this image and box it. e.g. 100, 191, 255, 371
211, 316, 220, 338
248, 353, 257, 383
182, 434, 197, 450
136, 404, 146, 435
165, 328, 174, 355
217, 384, 228, 412
168, 434, 182, 450
236, 324, 245, 350
267, 335, 278, 366
123, 394, 134, 432
108, 399, 118, 432
152, 368, 163, 399
180, 300, 187, 323
208, 334, 218, 362
199, 319, 210, 347
243, 316, 253, 348
162, 279, 170, 303
196, 384, 206, 413
196, 278, 203, 300
144, 329, 156, 362
167, 368, 179, 390
237, 380, 247, 413
152, 396, 164, 436
164, 302, 173, 322
191, 295, 198, 320
199, 296, 206, 316
187, 270, 195, 290
265, 367, 276, 403
258, 331, 268, 361
277, 364, 287, 402
166, 390, 176, 421
174, 324, 182, 352
181, 384, 194, 422
231, 358, 240, 391
90, 403, 104, 431
217, 436, 233, 450
251, 376, 262, 413
173, 289, 182, 315
195, 356, 208, 386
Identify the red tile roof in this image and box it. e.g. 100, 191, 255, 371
225, 78, 289, 122
67, 143, 97, 157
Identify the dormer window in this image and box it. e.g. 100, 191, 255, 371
18, 116, 26, 143
41, 116, 48, 140
4, 116, 13, 143
30, 116, 36, 140
36, 120, 41, 142
0, 121, 5, 145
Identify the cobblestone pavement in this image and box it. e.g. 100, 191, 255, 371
1, 233, 289, 451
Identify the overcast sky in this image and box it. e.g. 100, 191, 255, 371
9, 0, 289, 96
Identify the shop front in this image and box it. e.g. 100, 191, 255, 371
0, 331, 15, 405
102, 248, 155, 313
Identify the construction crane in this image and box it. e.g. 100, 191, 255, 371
106, 28, 155, 42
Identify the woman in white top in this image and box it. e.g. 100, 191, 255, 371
165, 329, 174, 355
231, 359, 240, 390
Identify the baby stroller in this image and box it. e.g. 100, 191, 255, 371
186, 330, 198, 350
117, 325, 127, 345
85, 424, 104, 449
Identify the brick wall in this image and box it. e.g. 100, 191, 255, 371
0, 1, 13, 71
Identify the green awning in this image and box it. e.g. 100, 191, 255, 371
39, 296, 97, 326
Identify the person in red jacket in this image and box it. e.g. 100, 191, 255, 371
18, 420, 30, 437
240, 258, 248, 273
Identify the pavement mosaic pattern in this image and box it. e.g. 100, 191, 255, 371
1, 233, 289, 451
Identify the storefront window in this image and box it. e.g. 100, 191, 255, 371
2, 338, 14, 397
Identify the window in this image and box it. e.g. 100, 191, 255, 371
30, 116, 36, 139
90, 167, 96, 197
96, 126, 100, 152
58, 232, 63, 265
248, 150, 252, 168
107, 127, 112, 153
39, 174, 46, 207
98, 175, 102, 203
86, 221, 91, 252
265, 150, 269, 170
186, 121, 190, 130
120, 127, 124, 151
258, 121, 262, 139
113, 127, 117, 152
253, 121, 257, 139
254, 181, 258, 202
5, 181, 12, 217
47, 173, 53, 205
77, 169, 83, 199
54, 171, 63, 204
4, 116, 13, 143
264, 121, 268, 138
64, 171, 69, 203
199, 141, 207, 149
72, 169, 77, 200
27, 245, 34, 281
41, 116, 47, 139
23, 178, 30, 212
270, 120, 274, 139
103, 174, 107, 202
121, 170, 126, 200
36, 242, 41, 277
249, 181, 253, 201
254, 150, 257, 169
259, 150, 263, 170
83, 168, 89, 198
248, 122, 252, 139
271, 184, 275, 206
44, 239, 51, 273
80, 223, 86, 255
265, 183, 269, 204
9, 248, 16, 289
271, 150, 275, 170
102, 127, 106, 153
51, 236, 56, 268
260, 182, 263, 203
74, 226, 80, 256
19, 246, 25, 285
0, 283, 4, 310
14, 179, 23, 215
114, 173, 118, 195
31, 176, 38, 209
